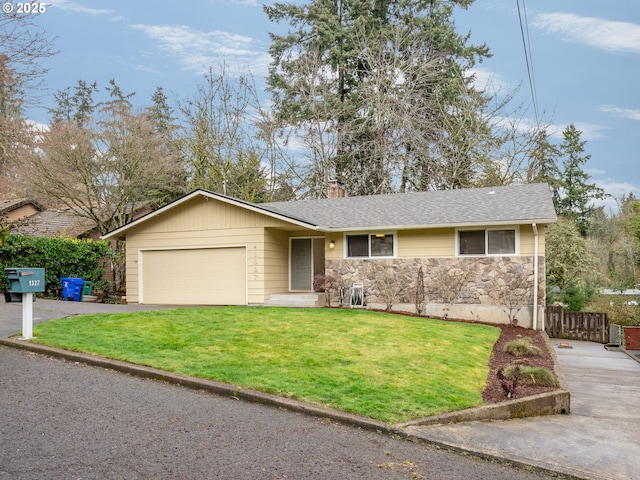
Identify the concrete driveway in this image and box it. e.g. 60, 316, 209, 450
0, 298, 173, 337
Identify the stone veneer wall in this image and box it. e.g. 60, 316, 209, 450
325, 256, 546, 326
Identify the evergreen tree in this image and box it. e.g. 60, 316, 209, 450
145, 86, 186, 197
265, 0, 490, 196
556, 124, 606, 236
526, 128, 560, 187
146, 87, 175, 136
546, 216, 598, 299
49, 80, 99, 124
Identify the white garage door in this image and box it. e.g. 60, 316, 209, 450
141, 247, 246, 305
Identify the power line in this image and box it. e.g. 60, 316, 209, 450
517, 0, 539, 124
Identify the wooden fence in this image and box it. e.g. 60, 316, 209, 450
545, 306, 609, 344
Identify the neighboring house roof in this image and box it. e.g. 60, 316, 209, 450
11, 209, 98, 238
0, 198, 45, 219
3, 201, 157, 239
0, 198, 43, 213
103, 183, 557, 240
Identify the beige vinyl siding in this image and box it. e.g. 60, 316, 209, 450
398, 228, 455, 257
325, 234, 343, 260
519, 224, 546, 256
123, 196, 314, 303
133, 196, 294, 233
264, 228, 289, 297
400, 225, 547, 258
325, 224, 546, 261
325, 230, 454, 260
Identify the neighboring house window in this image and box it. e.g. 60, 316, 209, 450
346, 233, 395, 258
458, 228, 517, 256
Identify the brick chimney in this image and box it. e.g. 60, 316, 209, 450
327, 179, 347, 199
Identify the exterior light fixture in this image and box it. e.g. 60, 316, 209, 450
329, 240, 335, 250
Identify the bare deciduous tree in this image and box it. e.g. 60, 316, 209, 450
26, 83, 186, 291
0, 57, 32, 197
179, 64, 275, 202
434, 267, 468, 319
265, 26, 448, 197
488, 264, 533, 326
30, 101, 185, 234
0, 9, 56, 99
370, 262, 409, 312
415, 265, 425, 316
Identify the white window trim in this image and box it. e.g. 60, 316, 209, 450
455, 226, 520, 256
343, 232, 397, 259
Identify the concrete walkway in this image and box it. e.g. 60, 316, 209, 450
404, 340, 640, 480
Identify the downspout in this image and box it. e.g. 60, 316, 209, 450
532, 223, 539, 330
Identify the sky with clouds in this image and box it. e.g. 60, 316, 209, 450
15, 0, 640, 210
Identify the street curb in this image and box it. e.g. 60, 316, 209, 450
0, 337, 390, 434
1, 333, 571, 427
0, 336, 577, 478
395, 388, 570, 428
623, 349, 640, 364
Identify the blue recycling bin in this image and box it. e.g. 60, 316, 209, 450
61, 277, 84, 301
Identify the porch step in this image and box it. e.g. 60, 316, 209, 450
264, 293, 325, 308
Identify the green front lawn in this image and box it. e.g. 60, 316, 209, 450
32, 307, 499, 423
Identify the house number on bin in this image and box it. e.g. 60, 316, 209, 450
28, 280, 41, 286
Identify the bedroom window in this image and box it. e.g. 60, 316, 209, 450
346, 233, 395, 258
458, 228, 517, 256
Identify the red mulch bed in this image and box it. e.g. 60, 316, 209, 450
483, 324, 558, 403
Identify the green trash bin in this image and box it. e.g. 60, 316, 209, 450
80, 280, 93, 301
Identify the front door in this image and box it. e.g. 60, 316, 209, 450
291, 238, 312, 291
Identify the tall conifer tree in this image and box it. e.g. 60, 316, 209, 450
265, 0, 490, 197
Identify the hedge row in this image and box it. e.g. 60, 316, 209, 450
0, 234, 113, 298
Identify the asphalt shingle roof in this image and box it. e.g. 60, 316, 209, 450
12, 210, 97, 238
259, 183, 557, 230
103, 183, 558, 239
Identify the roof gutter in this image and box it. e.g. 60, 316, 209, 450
318, 218, 558, 233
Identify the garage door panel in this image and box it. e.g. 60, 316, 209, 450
141, 248, 246, 305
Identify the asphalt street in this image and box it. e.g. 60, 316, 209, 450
0, 346, 553, 480
3, 299, 639, 479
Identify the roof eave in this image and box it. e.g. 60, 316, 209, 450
318, 217, 558, 232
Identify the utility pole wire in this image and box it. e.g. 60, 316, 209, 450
517, 0, 539, 124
